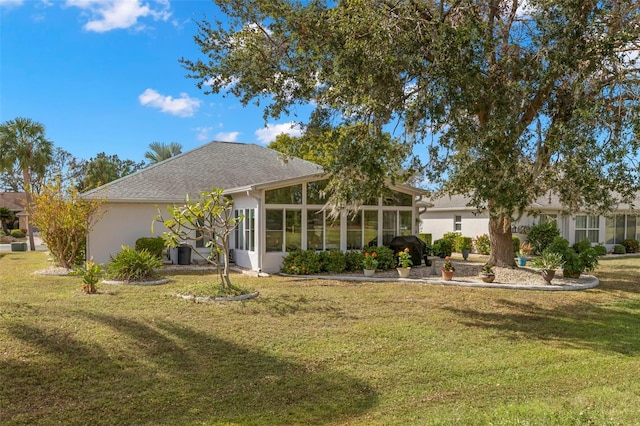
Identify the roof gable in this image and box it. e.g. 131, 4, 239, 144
82, 141, 324, 202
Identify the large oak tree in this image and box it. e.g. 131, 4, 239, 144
183, 0, 640, 266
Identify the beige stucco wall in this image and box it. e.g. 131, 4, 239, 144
87, 203, 169, 265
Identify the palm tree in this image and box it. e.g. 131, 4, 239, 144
0, 117, 53, 250
144, 142, 182, 165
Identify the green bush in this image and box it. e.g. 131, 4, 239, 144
318, 250, 347, 273
344, 250, 365, 271
474, 234, 491, 255
364, 246, 395, 270
135, 237, 166, 260
432, 239, 453, 258
281, 250, 322, 275
547, 237, 598, 276
106, 246, 162, 282
454, 235, 473, 253
419, 233, 432, 246
573, 238, 593, 254
613, 244, 626, 254
441, 232, 460, 247
594, 243, 608, 256
512, 236, 521, 255
622, 239, 639, 254
526, 222, 560, 254
10, 229, 25, 238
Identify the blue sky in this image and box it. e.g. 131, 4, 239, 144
0, 0, 308, 163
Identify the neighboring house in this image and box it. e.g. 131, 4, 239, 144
420, 193, 640, 248
83, 141, 424, 273
0, 192, 28, 230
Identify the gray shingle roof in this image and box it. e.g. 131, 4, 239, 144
82, 141, 324, 202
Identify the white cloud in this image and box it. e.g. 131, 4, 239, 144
0, 0, 24, 7
215, 131, 240, 142
139, 88, 201, 117
65, 0, 171, 33
193, 126, 214, 141
254, 122, 303, 144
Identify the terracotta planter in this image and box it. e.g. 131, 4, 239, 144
441, 270, 454, 281
397, 267, 411, 278
480, 274, 495, 283
541, 269, 556, 283
363, 269, 376, 277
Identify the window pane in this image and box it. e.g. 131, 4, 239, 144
236, 210, 244, 250
307, 180, 328, 205
245, 209, 255, 251
627, 215, 636, 241
285, 210, 302, 251
399, 211, 412, 236
616, 215, 625, 244
326, 214, 340, 250
307, 209, 323, 250
588, 215, 599, 229
588, 230, 599, 243
575, 215, 587, 229
382, 211, 397, 245
605, 216, 615, 245
364, 210, 378, 247
575, 230, 586, 243
266, 210, 283, 252
383, 191, 413, 206
265, 184, 302, 204
347, 212, 363, 250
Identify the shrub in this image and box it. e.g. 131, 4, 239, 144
135, 237, 166, 260
454, 235, 473, 252
474, 234, 491, 255
419, 233, 432, 246
594, 243, 608, 256
526, 222, 560, 254
512, 236, 521, 255
106, 246, 162, 282
319, 250, 347, 273
432, 238, 453, 258
573, 238, 593, 254
441, 232, 460, 247
364, 245, 395, 270
71, 258, 103, 294
622, 238, 639, 254
10, 229, 25, 238
613, 244, 626, 254
344, 250, 365, 271
281, 250, 321, 275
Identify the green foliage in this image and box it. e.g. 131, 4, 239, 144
594, 243, 608, 256
0, 206, 15, 234
106, 246, 162, 282
454, 235, 472, 252
419, 233, 432, 246
318, 250, 347, 273
144, 142, 182, 165
71, 258, 103, 294
613, 244, 627, 254
512, 236, 521, 255
9, 229, 25, 238
546, 237, 599, 276
344, 250, 364, 272
573, 238, 593, 254
526, 222, 561, 255
361, 252, 378, 270
77, 152, 145, 191
396, 248, 413, 268
363, 246, 395, 270
473, 234, 491, 255
531, 249, 564, 270
431, 239, 453, 258
622, 239, 639, 254
281, 250, 321, 275
135, 237, 166, 260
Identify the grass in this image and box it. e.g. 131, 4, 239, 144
1, 252, 640, 425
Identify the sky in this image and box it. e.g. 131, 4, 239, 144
0, 0, 308, 163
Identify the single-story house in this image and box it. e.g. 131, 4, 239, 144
0, 192, 28, 230
420, 193, 639, 248
83, 141, 424, 273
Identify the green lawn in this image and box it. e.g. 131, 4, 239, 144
1, 252, 640, 425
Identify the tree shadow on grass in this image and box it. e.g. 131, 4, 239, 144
1, 312, 377, 425
444, 298, 640, 356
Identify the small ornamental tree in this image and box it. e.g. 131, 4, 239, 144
28, 178, 105, 269
153, 187, 240, 292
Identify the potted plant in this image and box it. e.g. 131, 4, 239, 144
518, 242, 533, 267
441, 256, 455, 281
455, 235, 473, 260
396, 248, 413, 278
362, 252, 378, 277
531, 249, 564, 283
479, 262, 495, 283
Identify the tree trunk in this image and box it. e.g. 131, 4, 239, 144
488, 213, 515, 268
22, 167, 36, 251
